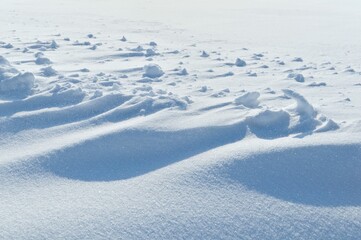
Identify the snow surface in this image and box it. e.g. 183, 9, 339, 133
1, 0, 361, 239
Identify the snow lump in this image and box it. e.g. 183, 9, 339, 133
0, 56, 35, 96
143, 64, 164, 78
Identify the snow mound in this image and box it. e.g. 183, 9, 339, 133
0, 56, 35, 96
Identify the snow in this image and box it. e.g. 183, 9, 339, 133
1, 0, 361, 239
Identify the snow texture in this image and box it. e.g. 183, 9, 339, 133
1, 0, 361, 239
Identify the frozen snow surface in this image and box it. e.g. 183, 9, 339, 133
1, 0, 361, 239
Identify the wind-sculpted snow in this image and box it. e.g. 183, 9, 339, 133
0, 89, 340, 182
1, 0, 361, 238
40, 124, 247, 181
0, 26, 347, 186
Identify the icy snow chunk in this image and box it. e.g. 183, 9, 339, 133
253, 53, 264, 58
34, 52, 44, 58
151, 95, 188, 110
29, 40, 58, 50
155, 89, 167, 95
41, 66, 57, 77
2, 43, 14, 49
0, 56, 12, 69
181, 96, 193, 104
200, 51, 209, 58
292, 57, 303, 62
143, 64, 164, 78
308, 82, 326, 87
145, 48, 157, 57
215, 72, 234, 78
199, 86, 208, 92
287, 73, 305, 82
132, 46, 144, 52
344, 67, 356, 73
178, 68, 188, 76
315, 119, 339, 133
73, 41, 91, 46
90, 90, 103, 99
0, 72, 34, 94
35, 57, 52, 65
49, 40, 59, 49
234, 92, 260, 108
135, 85, 153, 93
235, 58, 247, 67
120, 36, 127, 42
0, 56, 35, 96
211, 92, 224, 98
149, 41, 157, 46
247, 72, 257, 77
